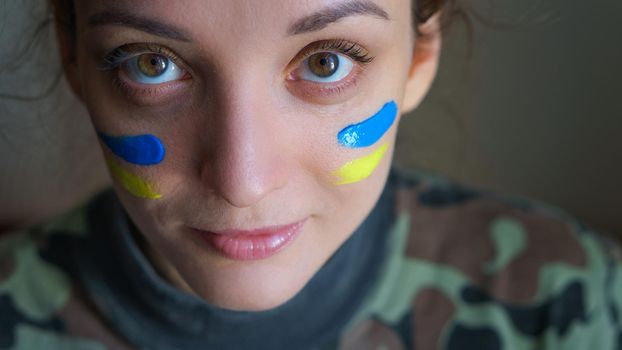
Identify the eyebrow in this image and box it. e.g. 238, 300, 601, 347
87, 1, 389, 42
87, 10, 192, 42
288, 0, 390, 35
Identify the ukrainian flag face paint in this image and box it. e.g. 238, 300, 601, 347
98, 131, 165, 199
98, 132, 165, 166
337, 101, 397, 148
333, 143, 389, 185
333, 100, 397, 185
105, 157, 162, 199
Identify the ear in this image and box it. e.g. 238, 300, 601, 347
50, 0, 84, 101
402, 13, 442, 114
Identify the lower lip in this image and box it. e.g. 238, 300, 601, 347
196, 219, 307, 261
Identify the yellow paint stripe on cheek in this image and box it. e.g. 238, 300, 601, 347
332, 143, 388, 185
105, 157, 162, 199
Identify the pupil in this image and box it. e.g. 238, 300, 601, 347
138, 54, 168, 77
309, 53, 339, 78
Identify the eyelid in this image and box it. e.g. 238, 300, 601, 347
99, 43, 192, 105
285, 39, 374, 83
99, 43, 187, 72
293, 39, 374, 68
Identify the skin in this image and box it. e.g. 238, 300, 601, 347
54, 0, 441, 311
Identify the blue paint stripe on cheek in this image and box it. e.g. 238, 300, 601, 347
337, 100, 398, 148
98, 132, 165, 166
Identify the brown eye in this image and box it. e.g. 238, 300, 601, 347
297, 52, 353, 83
122, 52, 186, 85
136, 54, 168, 77
307, 52, 339, 78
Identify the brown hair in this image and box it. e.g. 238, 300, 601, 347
414, 0, 462, 35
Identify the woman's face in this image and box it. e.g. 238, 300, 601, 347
64, 0, 439, 310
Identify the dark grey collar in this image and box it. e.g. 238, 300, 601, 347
59, 174, 395, 350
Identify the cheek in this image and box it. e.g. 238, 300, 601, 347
330, 100, 398, 186
98, 131, 167, 200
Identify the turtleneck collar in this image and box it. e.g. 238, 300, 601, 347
69, 174, 396, 350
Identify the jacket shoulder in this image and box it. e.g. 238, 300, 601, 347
342, 168, 622, 349
0, 200, 130, 350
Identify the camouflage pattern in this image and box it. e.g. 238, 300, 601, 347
0, 205, 133, 350
339, 169, 622, 349
1, 169, 621, 349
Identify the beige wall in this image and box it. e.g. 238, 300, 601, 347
0, 1, 109, 230
395, 0, 622, 237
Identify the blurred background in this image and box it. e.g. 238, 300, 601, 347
1, 0, 621, 237
0, 0, 109, 231
395, 0, 622, 237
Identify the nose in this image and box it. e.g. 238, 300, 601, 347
200, 87, 289, 208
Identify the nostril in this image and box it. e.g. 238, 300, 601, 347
200, 148, 289, 209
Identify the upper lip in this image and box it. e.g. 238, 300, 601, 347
193, 218, 307, 237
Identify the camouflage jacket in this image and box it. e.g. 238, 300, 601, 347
1, 168, 621, 349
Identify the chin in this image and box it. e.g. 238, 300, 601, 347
216, 286, 303, 312
195, 267, 313, 312
170, 215, 336, 312
169, 239, 323, 312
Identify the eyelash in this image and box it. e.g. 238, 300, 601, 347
299, 39, 374, 64
99, 43, 182, 71
98, 39, 375, 101
98, 43, 191, 100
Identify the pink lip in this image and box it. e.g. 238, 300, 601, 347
194, 219, 307, 261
